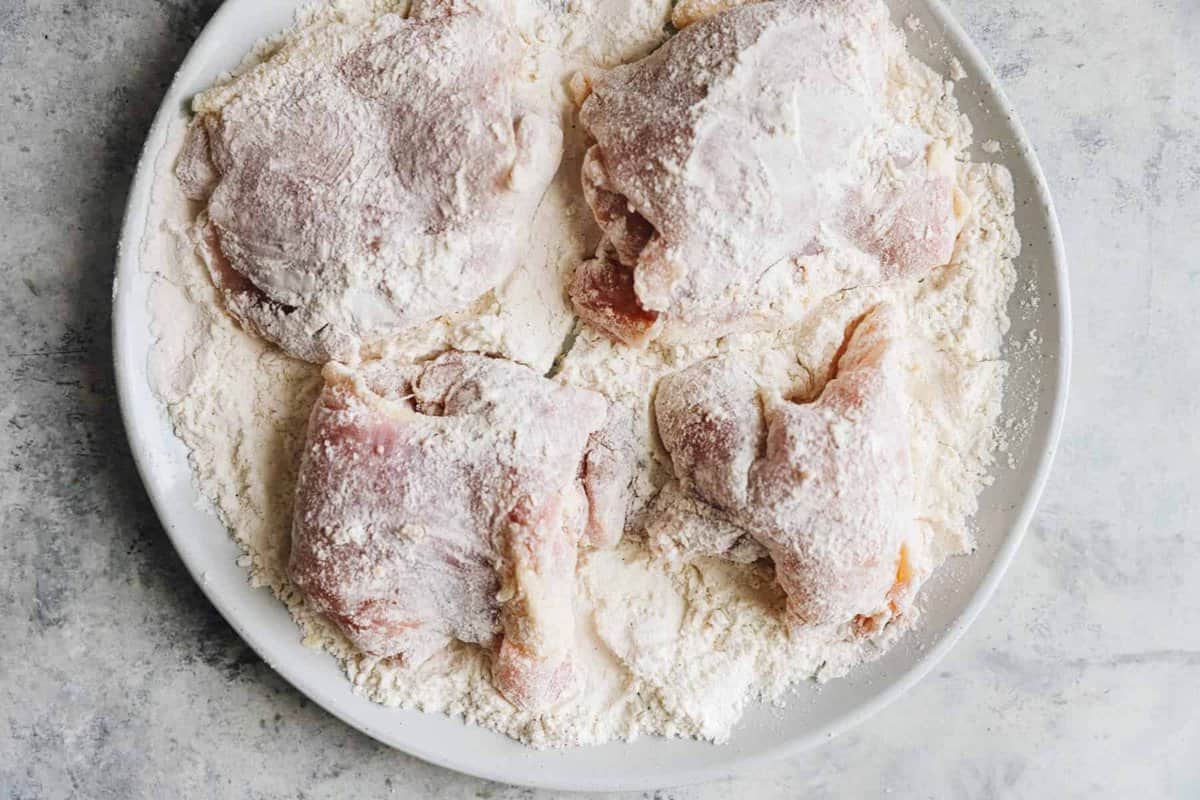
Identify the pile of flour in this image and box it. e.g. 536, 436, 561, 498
143, 0, 1019, 746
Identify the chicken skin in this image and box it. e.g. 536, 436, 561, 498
288, 352, 620, 710
571, 0, 963, 345
178, 0, 562, 363
652, 304, 915, 628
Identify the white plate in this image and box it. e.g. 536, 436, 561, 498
113, 0, 1071, 791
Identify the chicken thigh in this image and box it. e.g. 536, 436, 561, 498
178, 0, 562, 363
288, 352, 618, 710
571, 0, 963, 345
651, 304, 915, 628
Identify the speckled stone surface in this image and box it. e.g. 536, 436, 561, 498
2, 0, 1198, 797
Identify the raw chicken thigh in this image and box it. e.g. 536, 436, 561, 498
651, 304, 915, 628
571, 0, 963, 345
177, 0, 562, 363
288, 352, 622, 710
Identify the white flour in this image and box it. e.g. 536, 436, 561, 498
143, 0, 1019, 747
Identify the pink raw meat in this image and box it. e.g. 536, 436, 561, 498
652, 304, 915, 628
289, 351, 622, 710
178, 0, 562, 362
571, 0, 962, 345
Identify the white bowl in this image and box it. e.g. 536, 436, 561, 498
113, 0, 1071, 791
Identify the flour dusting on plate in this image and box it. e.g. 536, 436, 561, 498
142, 0, 1019, 747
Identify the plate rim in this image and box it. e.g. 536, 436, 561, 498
112, 0, 1072, 790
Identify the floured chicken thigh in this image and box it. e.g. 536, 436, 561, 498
288, 351, 625, 710
177, 0, 562, 363
570, 0, 964, 345
651, 304, 915, 628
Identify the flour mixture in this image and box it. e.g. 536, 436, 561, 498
143, 0, 1020, 747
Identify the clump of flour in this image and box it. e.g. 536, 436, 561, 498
143, 0, 1020, 747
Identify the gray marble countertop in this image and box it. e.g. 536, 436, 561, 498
3, 1, 1198, 797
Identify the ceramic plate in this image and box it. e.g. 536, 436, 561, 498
113, 0, 1071, 791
